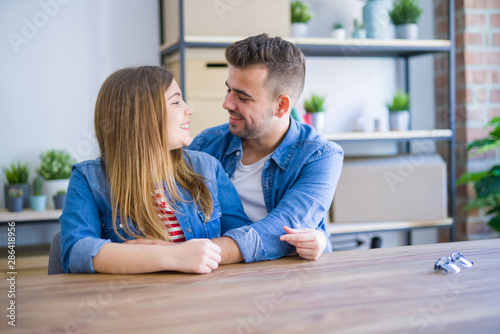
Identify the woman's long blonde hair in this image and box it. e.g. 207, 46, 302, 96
94, 66, 213, 241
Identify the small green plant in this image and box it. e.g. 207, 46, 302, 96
333, 22, 344, 30
8, 188, 24, 198
56, 189, 67, 196
304, 94, 326, 113
2, 162, 29, 184
353, 19, 365, 30
291, 0, 313, 23
457, 117, 500, 232
389, 0, 423, 25
387, 91, 410, 112
37, 150, 76, 180
33, 176, 44, 196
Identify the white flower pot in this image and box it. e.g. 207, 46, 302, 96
389, 110, 410, 131
310, 112, 326, 133
43, 179, 70, 209
331, 29, 347, 39
395, 24, 418, 39
291, 23, 308, 38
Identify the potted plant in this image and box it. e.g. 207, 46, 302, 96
30, 176, 47, 212
53, 189, 67, 210
290, 0, 313, 38
387, 91, 410, 131
389, 0, 423, 39
304, 94, 326, 133
2, 161, 30, 209
37, 149, 76, 209
457, 117, 500, 233
331, 22, 346, 39
6, 188, 24, 213
352, 19, 367, 39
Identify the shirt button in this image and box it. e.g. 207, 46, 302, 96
119, 223, 123, 228
236, 151, 240, 156
186, 228, 191, 233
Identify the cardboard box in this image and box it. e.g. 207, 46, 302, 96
332, 154, 447, 223
162, 0, 290, 47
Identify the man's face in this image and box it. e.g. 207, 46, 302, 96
222, 65, 276, 140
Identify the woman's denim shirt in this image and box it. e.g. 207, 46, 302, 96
60, 150, 252, 273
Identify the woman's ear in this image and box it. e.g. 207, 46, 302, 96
275, 94, 291, 119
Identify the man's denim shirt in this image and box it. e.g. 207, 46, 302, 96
60, 150, 252, 273
188, 118, 344, 263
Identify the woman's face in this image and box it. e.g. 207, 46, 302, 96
164, 80, 193, 150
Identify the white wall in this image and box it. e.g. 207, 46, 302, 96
0, 0, 160, 209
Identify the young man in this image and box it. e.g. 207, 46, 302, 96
188, 34, 344, 264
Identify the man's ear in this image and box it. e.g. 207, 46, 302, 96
275, 94, 291, 119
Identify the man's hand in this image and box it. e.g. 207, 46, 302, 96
279, 226, 327, 261
211, 236, 243, 264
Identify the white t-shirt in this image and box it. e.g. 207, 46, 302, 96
231, 153, 271, 222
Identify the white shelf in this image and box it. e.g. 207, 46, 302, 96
327, 218, 453, 235
160, 36, 452, 55
323, 129, 452, 142
0, 209, 62, 223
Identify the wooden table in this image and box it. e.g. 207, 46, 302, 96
3, 239, 499, 333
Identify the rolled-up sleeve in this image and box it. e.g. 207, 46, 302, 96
223, 225, 266, 262
60, 167, 111, 273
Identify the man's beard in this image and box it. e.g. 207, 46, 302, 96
228, 106, 274, 139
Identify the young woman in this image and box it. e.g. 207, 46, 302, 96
60, 66, 325, 275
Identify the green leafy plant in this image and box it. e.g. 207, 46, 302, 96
2, 162, 29, 184
56, 189, 67, 196
33, 176, 44, 196
353, 19, 365, 30
37, 150, 76, 180
457, 117, 500, 232
387, 91, 410, 112
333, 22, 344, 29
304, 94, 326, 113
291, 0, 313, 23
389, 0, 423, 25
8, 188, 24, 198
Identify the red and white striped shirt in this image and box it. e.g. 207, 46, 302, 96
152, 191, 186, 243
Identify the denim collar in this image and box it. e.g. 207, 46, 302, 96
271, 118, 299, 171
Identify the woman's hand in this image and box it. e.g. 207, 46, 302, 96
93, 239, 221, 274
167, 239, 222, 274
279, 226, 327, 261
125, 238, 221, 273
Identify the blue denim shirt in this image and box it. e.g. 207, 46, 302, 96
60, 150, 253, 273
188, 118, 344, 262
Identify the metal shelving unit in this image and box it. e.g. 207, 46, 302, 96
160, 0, 456, 242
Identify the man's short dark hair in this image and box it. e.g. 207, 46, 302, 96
225, 33, 305, 106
